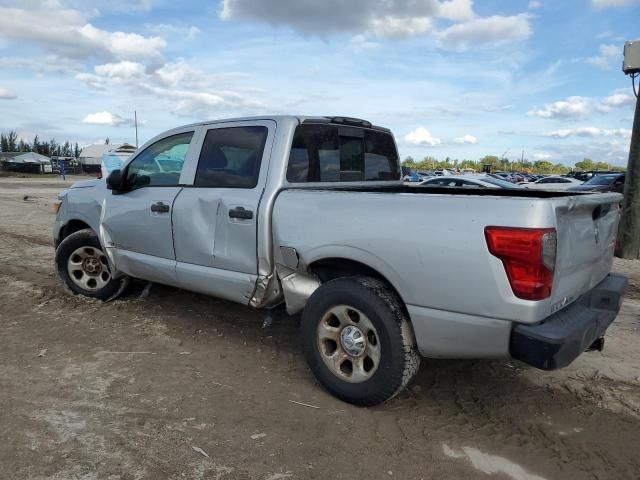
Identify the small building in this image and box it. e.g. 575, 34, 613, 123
79, 143, 137, 172
0, 152, 52, 173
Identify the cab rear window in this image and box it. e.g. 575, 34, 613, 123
287, 124, 400, 183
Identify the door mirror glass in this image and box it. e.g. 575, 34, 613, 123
106, 169, 123, 191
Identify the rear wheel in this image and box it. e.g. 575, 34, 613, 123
301, 276, 420, 406
55, 229, 128, 301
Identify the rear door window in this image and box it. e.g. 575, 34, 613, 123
287, 124, 400, 183
195, 126, 268, 188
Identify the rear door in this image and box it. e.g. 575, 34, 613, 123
101, 128, 199, 285
172, 120, 275, 304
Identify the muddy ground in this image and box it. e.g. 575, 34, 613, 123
1, 176, 639, 480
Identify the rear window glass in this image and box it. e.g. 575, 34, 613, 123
287, 124, 400, 183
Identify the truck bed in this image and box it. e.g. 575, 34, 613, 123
295, 185, 588, 198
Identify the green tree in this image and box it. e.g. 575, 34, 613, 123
479, 155, 501, 170
74, 142, 80, 159
534, 160, 554, 173
595, 162, 610, 170
6, 131, 18, 151
18, 139, 30, 152
552, 163, 570, 174
574, 158, 595, 171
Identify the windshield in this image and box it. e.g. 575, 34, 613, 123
584, 174, 618, 186
481, 176, 523, 189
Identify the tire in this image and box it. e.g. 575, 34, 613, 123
55, 229, 128, 301
301, 276, 420, 406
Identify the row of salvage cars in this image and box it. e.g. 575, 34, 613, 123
409, 172, 626, 193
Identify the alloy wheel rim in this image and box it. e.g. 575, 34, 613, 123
67, 246, 111, 291
317, 305, 381, 383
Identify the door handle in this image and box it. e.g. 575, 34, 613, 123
228, 206, 253, 220
150, 202, 170, 213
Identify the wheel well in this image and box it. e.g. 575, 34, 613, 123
308, 258, 407, 311
60, 220, 92, 242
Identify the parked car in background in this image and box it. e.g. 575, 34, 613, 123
568, 170, 621, 182
526, 176, 584, 190
402, 172, 422, 183
568, 173, 626, 194
420, 175, 524, 189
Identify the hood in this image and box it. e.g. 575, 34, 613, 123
70, 178, 101, 189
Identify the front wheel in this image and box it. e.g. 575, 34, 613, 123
301, 276, 420, 406
55, 229, 128, 301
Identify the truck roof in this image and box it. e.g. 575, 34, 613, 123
166, 115, 390, 133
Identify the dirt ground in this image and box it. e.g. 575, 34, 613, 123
1, 176, 639, 480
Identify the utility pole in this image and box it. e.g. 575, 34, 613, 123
134, 110, 139, 148
617, 90, 640, 258
618, 40, 640, 259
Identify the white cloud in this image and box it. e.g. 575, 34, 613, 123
586, 44, 621, 70
597, 88, 635, 111
82, 111, 133, 127
404, 127, 441, 146
544, 127, 631, 138
528, 96, 589, 119
186, 26, 201, 40
220, 0, 440, 37
591, 0, 640, 7
528, 1, 542, 9
436, 14, 531, 49
0, 88, 16, 99
0, 1, 166, 64
349, 34, 381, 51
95, 61, 146, 79
220, 0, 530, 48
76, 61, 263, 117
147, 24, 201, 40
454, 134, 478, 144
437, 0, 475, 21
368, 16, 432, 38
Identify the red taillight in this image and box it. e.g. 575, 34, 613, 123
485, 227, 557, 301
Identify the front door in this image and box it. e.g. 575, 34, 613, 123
101, 129, 199, 285
172, 120, 275, 303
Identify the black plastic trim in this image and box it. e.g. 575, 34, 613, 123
510, 273, 628, 370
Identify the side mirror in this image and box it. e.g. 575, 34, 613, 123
106, 169, 124, 192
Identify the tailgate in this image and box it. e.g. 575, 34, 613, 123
550, 192, 623, 312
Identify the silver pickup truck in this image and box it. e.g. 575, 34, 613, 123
53, 116, 628, 406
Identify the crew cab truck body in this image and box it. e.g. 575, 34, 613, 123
53, 116, 628, 405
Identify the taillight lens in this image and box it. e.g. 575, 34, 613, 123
485, 227, 557, 301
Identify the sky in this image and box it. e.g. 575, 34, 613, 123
0, 0, 638, 166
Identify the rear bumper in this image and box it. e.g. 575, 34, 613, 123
510, 273, 628, 370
